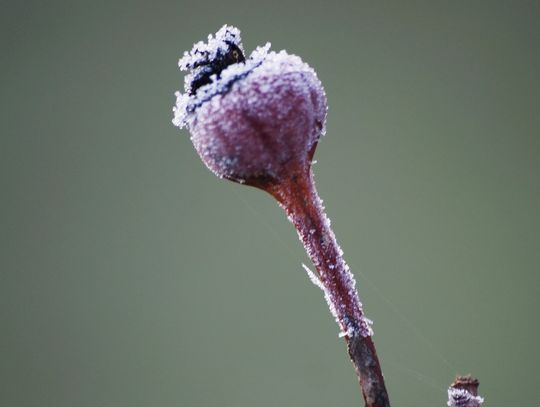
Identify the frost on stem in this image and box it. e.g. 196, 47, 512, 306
302, 263, 373, 339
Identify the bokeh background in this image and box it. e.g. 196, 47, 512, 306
2, 1, 539, 406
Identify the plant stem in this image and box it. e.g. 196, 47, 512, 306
266, 165, 390, 407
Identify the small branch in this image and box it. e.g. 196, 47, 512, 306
447, 375, 484, 407
268, 166, 390, 407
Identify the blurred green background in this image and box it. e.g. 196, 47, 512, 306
1, 1, 539, 406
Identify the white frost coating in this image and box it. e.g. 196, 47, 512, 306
178, 25, 243, 70
301, 264, 373, 338
302, 263, 325, 291
301, 264, 341, 335
338, 326, 355, 338
447, 388, 484, 407
173, 42, 271, 129
172, 25, 326, 136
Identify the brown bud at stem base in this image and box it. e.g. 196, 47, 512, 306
451, 375, 480, 396
447, 375, 484, 407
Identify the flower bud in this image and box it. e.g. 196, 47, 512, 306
173, 25, 327, 187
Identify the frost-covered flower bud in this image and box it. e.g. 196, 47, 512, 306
172, 25, 327, 187
172, 27, 392, 406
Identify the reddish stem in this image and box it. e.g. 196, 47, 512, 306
265, 165, 390, 407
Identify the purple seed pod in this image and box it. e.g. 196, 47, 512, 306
173, 26, 390, 407
172, 25, 327, 186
